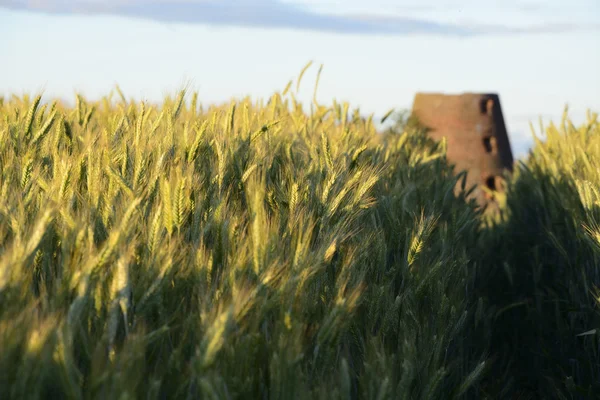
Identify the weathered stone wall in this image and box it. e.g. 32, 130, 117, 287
411, 92, 515, 207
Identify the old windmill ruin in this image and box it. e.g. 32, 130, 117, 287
410, 92, 515, 208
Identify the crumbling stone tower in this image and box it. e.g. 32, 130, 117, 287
411, 92, 515, 207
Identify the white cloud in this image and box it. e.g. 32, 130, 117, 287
2, 0, 598, 36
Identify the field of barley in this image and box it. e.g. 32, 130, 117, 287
0, 70, 598, 399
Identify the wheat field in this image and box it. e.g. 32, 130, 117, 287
0, 67, 598, 399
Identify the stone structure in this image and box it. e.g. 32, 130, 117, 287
411, 92, 515, 207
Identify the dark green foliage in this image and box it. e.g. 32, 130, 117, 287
475, 113, 600, 399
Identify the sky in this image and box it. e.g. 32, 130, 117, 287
1, 1, 599, 159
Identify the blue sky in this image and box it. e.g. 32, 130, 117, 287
1, 1, 599, 158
